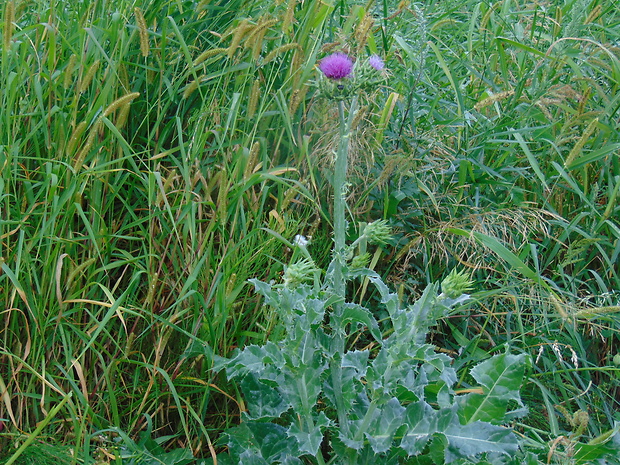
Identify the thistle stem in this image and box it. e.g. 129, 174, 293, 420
329, 96, 359, 451
333, 96, 358, 305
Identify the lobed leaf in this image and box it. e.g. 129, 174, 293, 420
287, 411, 331, 456
366, 398, 407, 454
443, 420, 518, 464
457, 353, 528, 424
400, 401, 439, 456
240, 373, 290, 421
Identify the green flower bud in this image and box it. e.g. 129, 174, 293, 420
350, 252, 371, 270
441, 269, 473, 299
283, 258, 317, 287
363, 219, 392, 245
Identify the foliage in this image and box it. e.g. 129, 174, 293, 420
0, 0, 619, 462
215, 263, 530, 464
213, 51, 530, 462
0, 442, 74, 465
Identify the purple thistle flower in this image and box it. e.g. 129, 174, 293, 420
368, 55, 384, 71
319, 52, 354, 80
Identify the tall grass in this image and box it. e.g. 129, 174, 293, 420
364, 0, 620, 459
0, 0, 326, 459
1, 0, 619, 462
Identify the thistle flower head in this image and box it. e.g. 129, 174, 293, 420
368, 55, 384, 71
319, 52, 354, 80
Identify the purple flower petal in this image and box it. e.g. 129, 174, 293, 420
369, 55, 384, 71
319, 52, 354, 80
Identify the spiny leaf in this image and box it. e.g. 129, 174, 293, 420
400, 401, 439, 456
245, 422, 300, 463
287, 411, 331, 456
366, 398, 406, 454
457, 353, 527, 424
442, 406, 519, 464
341, 303, 381, 341
240, 373, 290, 420
342, 350, 369, 379
443, 421, 518, 463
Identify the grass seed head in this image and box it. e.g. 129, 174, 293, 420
263, 43, 300, 64
354, 12, 374, 53
474, 90, 515, 111
183, 78, 201, 99
247, 78, 261, 119
134, 8, 149, 57
103, 92, 140, 118
228, 19, 251, 58
63, 54, 77, 89
193, 47, 228, 67
4, 1, 15, 50
65, 121, 88, 156
79, 59, 100, 93
281, 0, 297, 33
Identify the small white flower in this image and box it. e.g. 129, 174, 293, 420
293, 234, 310, 247
569, 347, 579, 369
535, 345, 544, 364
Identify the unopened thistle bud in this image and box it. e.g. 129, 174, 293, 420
440, 269, 473, 300
363, 219, 392, 245
350, 252, 371, 270
283, 258, 317, 287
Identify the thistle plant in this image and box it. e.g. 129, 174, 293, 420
213, 51, 529, 465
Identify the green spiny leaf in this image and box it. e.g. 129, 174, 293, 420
457, 353, 527, 424
400, 401, 439, 456
441, 407, 519, 463
366, 398, 407, 454
287, 411, 331, 456
240, 373, 290, 420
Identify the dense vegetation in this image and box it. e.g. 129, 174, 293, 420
1, 0, 619, 463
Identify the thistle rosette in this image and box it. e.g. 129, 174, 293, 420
317, 51, 386, 99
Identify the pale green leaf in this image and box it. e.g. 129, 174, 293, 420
240, 373, 290, 421
400, 401, 438, 456
366, 398, 406, 453
341, 303, 381, 341
443, 420, 519, 463
457, 353, 527, 424
287, 411, 331, 456
342, 350, 369, 379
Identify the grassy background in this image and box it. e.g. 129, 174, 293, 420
1, 0, 619, 463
